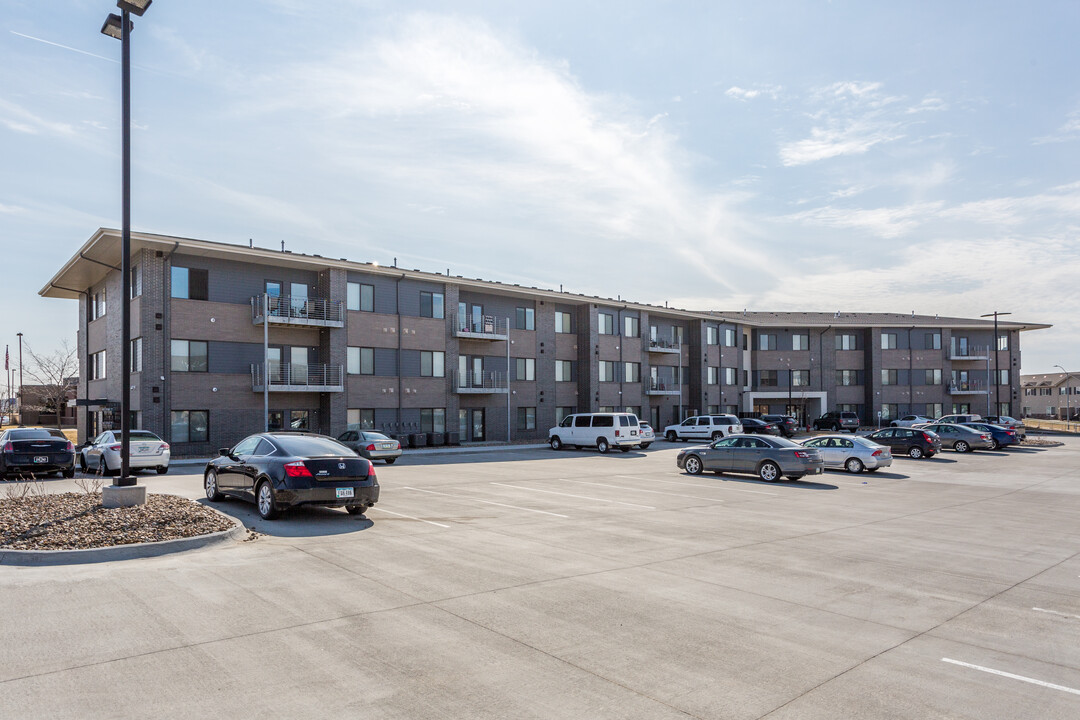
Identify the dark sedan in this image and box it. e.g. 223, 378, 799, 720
961, 422, 1020, 450
676, 434, 824, 482
865, 427, 942, 459
740, 417, 782, 435
0, 428, 75, 479
204, 432, 379, 520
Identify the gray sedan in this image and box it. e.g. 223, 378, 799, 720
335, 430, 403, 464
920, 423, 994, 452
676, 434, 824, 482
800, 434, 892, 473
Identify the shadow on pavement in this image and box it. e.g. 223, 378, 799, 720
705, 473, 838, 490
196, 497, 375, 538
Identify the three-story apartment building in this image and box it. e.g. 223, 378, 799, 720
41, 229, 1049, 453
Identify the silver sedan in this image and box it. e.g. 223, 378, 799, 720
920, 423, 994, 452
800, 434, 892, 473
79, 430, 171, 475
676, 434, 824, 482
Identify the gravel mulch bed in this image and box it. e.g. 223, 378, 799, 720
1020, 437, 1061, 447
0, 492, 235, 551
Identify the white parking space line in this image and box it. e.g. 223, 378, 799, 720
492, 482, 656, 510
1032, 607, 1080, 620
368, 507, 450, 528
616, 476, 778, 496
402, 486, 570, 518
560, 478, 723, 503
941, 658, 1080, 696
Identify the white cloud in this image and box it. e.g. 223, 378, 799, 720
1033, 109, 1080, 145
725, 84, 781, 101
784, 201, 942, 238
779, 121, 902, 166
0, 99, 76, 137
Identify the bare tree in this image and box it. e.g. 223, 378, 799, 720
22, 341, 78, 430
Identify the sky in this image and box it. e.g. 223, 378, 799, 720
1, 0, 1078, 377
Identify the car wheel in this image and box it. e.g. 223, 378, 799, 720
711, 431, 722, 441
384, 458, 397, 464
204, 470, 223, 501
845, 457, 864, 473
156, 466, 168, 475
63, 466, 75, 479
256, 479, 279, 520
96, 457, 107, 477
989, 439, 1000, 450
346, 505, 367, 516
955, 441, 969, 453
640, 443, 651, 449
596, 438, 610, 454
684, 455, 703, 475
908, 446, 924, 459
758, 461, 781, 482
665, 431, 677, 442
550, 436, 563, 451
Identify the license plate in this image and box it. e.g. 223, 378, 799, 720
379, 443, 394, 450
34, 456, 48, 463
336, 487, 354, 498
138, 445, 150, 453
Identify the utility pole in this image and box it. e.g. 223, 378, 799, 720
17, 332, 23, 425
980, 311, 1012, 417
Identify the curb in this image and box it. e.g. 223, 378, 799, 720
0, 509, 246, 567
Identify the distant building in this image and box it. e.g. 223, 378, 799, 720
1021, 372, 1080, 420
18, 381, 78, 427
41, 228, 1050, 450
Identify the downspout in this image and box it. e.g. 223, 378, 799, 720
396, 274, 404, 438
816, 325, 832, 429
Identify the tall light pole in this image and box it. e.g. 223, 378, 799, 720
17, 332, 23, 425
1054, 364, 1072, 425
980, 311, 1012, 417
102, 0, 152, 488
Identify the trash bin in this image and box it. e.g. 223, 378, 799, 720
445, 431, 460, 446
410, 433, 428, 448
427, 432, 444, 446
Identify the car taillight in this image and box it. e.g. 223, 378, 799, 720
161, 443, 169, 450
1007, 431, 1016, 437
794, 450, 811, 458
395, 442, 401, 450
108, 444, 122, 451
2, 442, 11, 453
872, 449, 883, 457
66, 441, 75, 452
365, 444, 376, 451
284, 461, 313, 477
615, 430, 621, 437
982, 434, 990, 441
922, 433, 934, 442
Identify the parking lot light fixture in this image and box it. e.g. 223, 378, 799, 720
117, 0, 152, 15
1054, 364, 1071, 426
100, 13, 124, 39
980, 311, 1012, 417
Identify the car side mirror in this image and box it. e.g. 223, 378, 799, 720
219, 447, 232, 457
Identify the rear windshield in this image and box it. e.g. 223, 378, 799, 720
770, 437, 804, 448
7, 429, 59, 440
129, 431, 161, 441
362, 432, 391, 441
272, 435, 353, 457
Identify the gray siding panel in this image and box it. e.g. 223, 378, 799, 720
374, 348, 398, 377
173, 253, 317, 306
208, 341, 264, 374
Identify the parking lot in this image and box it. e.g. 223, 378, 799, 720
2, 439, 1079, 718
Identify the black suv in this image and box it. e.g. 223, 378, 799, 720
812, 411, 860, 432
761, 414, 798, 438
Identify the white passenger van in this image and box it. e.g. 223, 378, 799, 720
548, 412, 642, 453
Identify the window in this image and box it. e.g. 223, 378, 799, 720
723, 367, 737, 385
997, 402, 1011, 416
707, 327, 719, 345
743, 369, 749, 386
420, 291, 444, 319
792, 370, 809, 387
839, 404, 860, 414
881, 369, 898, 385
708, 367, 719, 385
599, 313, 614, 335
624, 362, 640, 383
514, 358, 535, 381
924, 369, 942, 385
347, 347, 374, 375
881, 333, 898, 350
555, 407, 575, 425
759, 370, 778, 387
599, 361, 616, 382
723, 328, 736, 347
624, 406, 641, 417
171, 266, 208, 300
952, 403, 971, 415
623, 316, 639, 338
927, 403, 943, 419
347, 282, 374, 312
515, 307, 535, 330
517, 407, 537, 431
758, 334, 777, 351
555, 360, 573, 382
998, 369, 1010, 385
90, 350, 106, 380
130, 264, 142, 298
881, 404, 899, 420
997, 334, 1009, 351
925, 332, 941, 350
171, 340, 208, 372
836, 334, 857, 350
420, 351, 445, 377
290, 410, 310, 431
347, 408, 375, 429
837, 370, 858, 386
792, 334, 809, 351
420, 408, 446, 433
707, 405, 719, 414
91, 288, 106, 320
598, 406, 615, 414
555, 312, 572, 333
130, 337, 142, 373
171, 410, 208, 443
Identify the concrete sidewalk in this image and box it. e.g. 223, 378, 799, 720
170, 441, 550, 466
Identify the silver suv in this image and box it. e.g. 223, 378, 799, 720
663, 415, 743, 442
812, 411, 860, 432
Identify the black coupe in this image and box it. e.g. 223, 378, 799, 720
0, 427, 75, 479
203, 432, 380, 520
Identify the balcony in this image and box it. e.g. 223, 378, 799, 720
647, 339, 682, 355
453, 369, 508, 394
252, 363, 344, 392
949, 381, 987, 395
252, 295, 344, 328
453, 313, 509, 341
644, 379, 681, 396
949, 345, 989, 361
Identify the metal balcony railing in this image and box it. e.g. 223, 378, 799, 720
949, 345, 990, 361
647, 339, 682, 354
453, 313, 508, 339
252, 363, 344, 392
452, 369, 508, 393
252, 294, 344, 327
949, 380, 988, 394
644, 378, 681, 395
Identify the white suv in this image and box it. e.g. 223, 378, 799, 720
663, 414, 743, 442
548, 413, 643, 453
